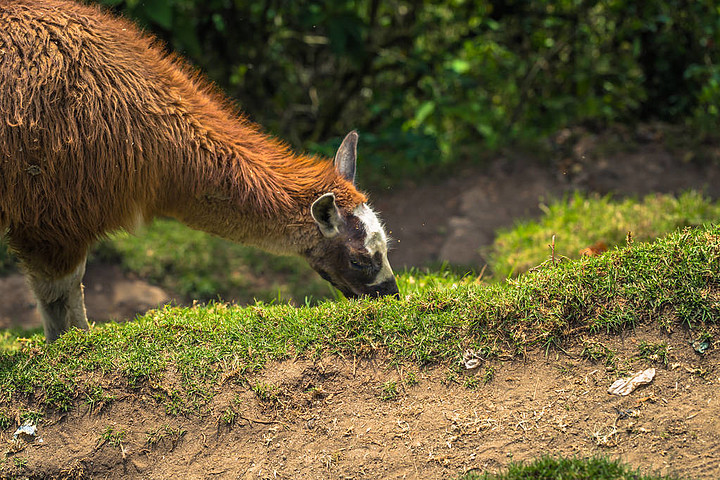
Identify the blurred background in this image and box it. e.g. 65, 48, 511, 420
94, 0, 719, 182
2, 0, 720, 327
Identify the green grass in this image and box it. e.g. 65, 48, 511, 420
145, 424, 187, 449
0, 224, 717, 415
637, 341, 671, 366
461, 455, 680, 479
97, 425, 127, 449
93, 219, 332, 304
2, 219, 332, 304
490, 191, 720, 278
380, 380, 399, 400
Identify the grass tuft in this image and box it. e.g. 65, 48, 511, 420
380, 380, 399, 400
461, 455, 681, 479
97, 426, 127, 449
637, 341, 671, 366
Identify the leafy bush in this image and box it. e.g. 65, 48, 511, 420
93, 0, 720, 186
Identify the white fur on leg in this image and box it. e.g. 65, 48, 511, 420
28, 260, 89, 343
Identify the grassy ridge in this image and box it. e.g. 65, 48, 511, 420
0, 224, 718, 417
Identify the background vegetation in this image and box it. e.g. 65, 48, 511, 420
94, 0, 720, 186
93, 220, 331, 304
489, 191, 720, 278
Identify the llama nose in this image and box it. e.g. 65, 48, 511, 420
372, 277, 400, 298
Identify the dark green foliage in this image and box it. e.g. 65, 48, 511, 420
0, 408, 11, 430
0, 238, 16, 275
93, 0, 720, 186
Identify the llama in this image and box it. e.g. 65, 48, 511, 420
0, 0, 399, 342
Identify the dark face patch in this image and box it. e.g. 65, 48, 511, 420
306, 212, 399, 299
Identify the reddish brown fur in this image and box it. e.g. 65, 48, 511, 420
0, 0, 366, 278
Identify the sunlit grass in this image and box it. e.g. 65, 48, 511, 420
489, 191, 720, 278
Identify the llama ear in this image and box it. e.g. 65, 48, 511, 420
334, 131, 358, 184
311, 193, 343, 237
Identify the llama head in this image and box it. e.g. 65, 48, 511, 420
305, 132, 399, 299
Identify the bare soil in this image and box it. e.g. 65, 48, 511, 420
3, 325, 718, 479
0, 263, 177, 331
2, 126, 720, 479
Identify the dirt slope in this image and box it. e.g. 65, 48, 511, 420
2, 324, 717, 479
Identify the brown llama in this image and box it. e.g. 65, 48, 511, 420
0, 0, 399, 342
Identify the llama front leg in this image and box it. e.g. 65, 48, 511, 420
27, 259, 89, 343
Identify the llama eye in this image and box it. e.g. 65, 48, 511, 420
349, 259, 367, 271
349, 257, 372, 272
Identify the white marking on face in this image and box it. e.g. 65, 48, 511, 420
353, 203, 394, 286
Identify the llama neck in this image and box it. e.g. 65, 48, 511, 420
137, 57, 366, 253
153, 114, 364, 254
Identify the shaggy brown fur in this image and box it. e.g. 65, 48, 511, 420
0, 0, 367, 278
